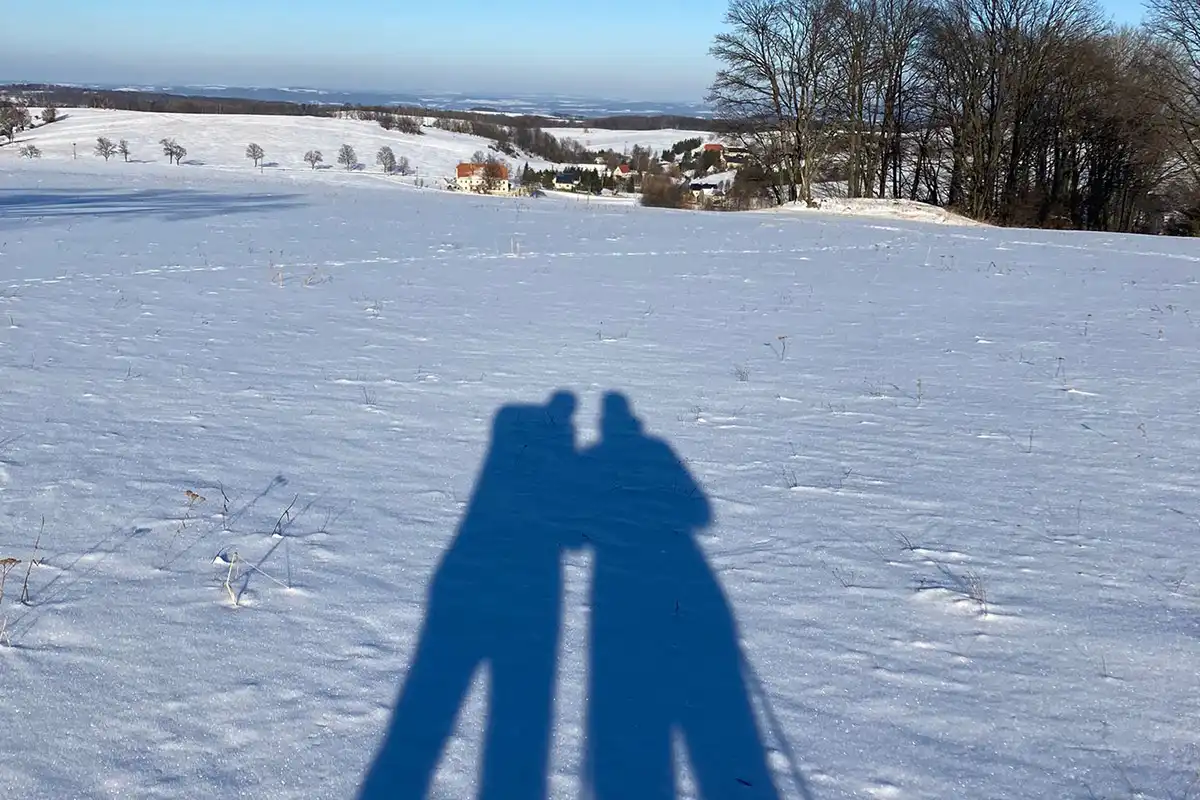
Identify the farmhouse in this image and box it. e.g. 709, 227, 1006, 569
454, 162, 511, 193
553, 172, 581, 191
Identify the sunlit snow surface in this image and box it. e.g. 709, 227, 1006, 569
1, 158, 1198, 800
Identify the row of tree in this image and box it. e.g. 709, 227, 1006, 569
4, 85, 337, 117
300, 144, 413, 173
54, 135, 417, 175
708, 0, 1200, 232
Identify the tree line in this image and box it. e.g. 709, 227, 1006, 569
708, 0, 1200, 233
3, 84, 336, 117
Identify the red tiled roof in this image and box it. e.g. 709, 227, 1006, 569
456, 162, 509, 179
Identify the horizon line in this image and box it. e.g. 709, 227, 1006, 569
0, 79, 711, 108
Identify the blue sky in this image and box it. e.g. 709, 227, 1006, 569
0, 0, 1151, 102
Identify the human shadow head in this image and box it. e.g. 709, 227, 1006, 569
485, 389, 578, 472
599, 391, 643, 438
547, 389, 577, 423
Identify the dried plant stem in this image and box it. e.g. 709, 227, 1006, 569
20, 516, 44, 605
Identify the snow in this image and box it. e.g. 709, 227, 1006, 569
2, 110, 719, 186
2, 156, 1200, 800
3, 108, 695, 184
540, 127, 716, 155
694, 169, 739, 185
772, 196, 984, 227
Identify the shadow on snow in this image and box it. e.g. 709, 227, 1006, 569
0, 187, 304, 225
358, 390, 809, 800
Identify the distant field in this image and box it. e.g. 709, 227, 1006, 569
541, 127, 719, 155
0, 108, 715, 182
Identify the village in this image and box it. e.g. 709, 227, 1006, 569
449, 139, 752, 205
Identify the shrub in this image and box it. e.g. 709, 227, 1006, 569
394, 116, 423, 135
640, 175, 690, 209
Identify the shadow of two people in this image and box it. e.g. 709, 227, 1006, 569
359, 390, 783, 800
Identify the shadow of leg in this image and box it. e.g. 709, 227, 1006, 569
358, 611, 480, 800
588, 596, 675, 800
479, 597, 561, 800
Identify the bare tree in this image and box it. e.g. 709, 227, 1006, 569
483, 160, 509, 192
709, 0, 842, 204
474, 153, 509, 192
118, 139, 131, 162
396, 155, 412, 175
826, 0, 886, 197
246, 143, 265, 168
40, 105, 57, 124
18, 144, 40, 159
0, 104, 31, 144
337, 144, 358, 171
922, 0, 1104, 221
874, 0, 932, 200
159, 138, 186, 165
1046, 29, 1178, 230
95, 137, 118, 161
376, 145, 397, 173
304, 149, 323, 169
1147, 0, 1200, 183
395, 116, 423, 135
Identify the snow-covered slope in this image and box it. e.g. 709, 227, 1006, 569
1, 159, 1198, 800
2, 110, 978, 226
2, 109, 689, 182
772, 196, 983, 227
540, 127, 717, 155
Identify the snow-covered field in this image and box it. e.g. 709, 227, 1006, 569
2, 158, 1199, 800
540, 127, 718, 155
1, 109, 712, 184
2, 110, 977, 226
776, 196, 983, 227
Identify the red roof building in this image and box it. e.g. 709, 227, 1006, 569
457, 162, 510, 179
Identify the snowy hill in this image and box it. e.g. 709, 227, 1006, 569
0, 110, 979, 226
774, 196, 983, 226
0, 109, 713, 184
541, 127, 718, 155
1, 158, 1198, 799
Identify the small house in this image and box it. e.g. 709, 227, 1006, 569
553, 173, 580, 191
